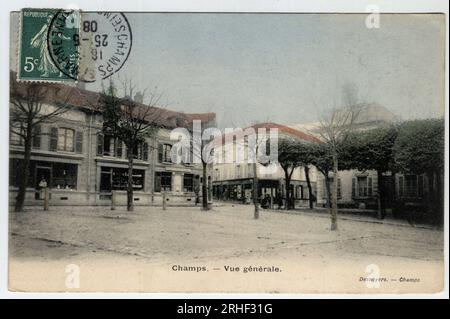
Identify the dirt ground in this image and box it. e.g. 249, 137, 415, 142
8, 203, 445, 294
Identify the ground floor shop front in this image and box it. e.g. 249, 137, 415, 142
212, 178, 316, 208
9, 157, 205, 207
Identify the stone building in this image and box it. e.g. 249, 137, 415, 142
290, 103, 429, 210
211, 122, 322, 208
9, 81, 215, 207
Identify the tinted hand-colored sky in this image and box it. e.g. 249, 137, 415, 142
11, 13, 445, 128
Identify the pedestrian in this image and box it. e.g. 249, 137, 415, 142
38, 176, 47, 199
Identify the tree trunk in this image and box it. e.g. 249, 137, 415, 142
14, 124, 33, 212
253, 162, 259, 219
376, 170, 384, 220
127, 147, 134, 211
331, 153, 338, 231
202, 162, 209, 210
304, 166, 313, 209
284, 169, 290, 210
324, 175, 332, 209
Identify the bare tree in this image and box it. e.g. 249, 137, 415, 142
317, 84, 363, 230
10, 78, 73, 212
191, 120, 216, 211
99, 79, 165, 211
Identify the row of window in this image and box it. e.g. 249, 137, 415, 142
322, 175, 426, 199
10, 159, 199, 194
154, 172, 197, 193
97, 134, 150, 161
11, 126, 177, 165
9, 159, 78, 190
99, 169, 198, 193
213, 164, 254, 181
322, 176, 372, 199
11, 126, 83, 153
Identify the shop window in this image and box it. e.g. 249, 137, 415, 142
154, 172, 172, 192
183, 174, 194, 192
9, 159, 78, 190
52, 163, 78, 190
100, 167, 145, 191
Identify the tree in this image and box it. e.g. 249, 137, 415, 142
191, 120, 216, 211
10, 77, 72, 212
296, 142, 318, 209
309, 143, 334, 209
393, 119, 445, 224
340, 125, 398, 219
99, 80, 163, 211
277, 138, 302, 210
317, 85, 363, 230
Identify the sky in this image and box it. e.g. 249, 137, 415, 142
10, 13, 446, 128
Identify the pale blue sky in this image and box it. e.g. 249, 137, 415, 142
11, 13, 445, 128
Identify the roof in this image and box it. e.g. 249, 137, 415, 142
10, 72, 216, 129
211, 121, 323, 147
289, 103, 400, 137
251, 122, 323, 144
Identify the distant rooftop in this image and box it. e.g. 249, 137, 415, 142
10, 71, 216, 129
289, 103, 400, 137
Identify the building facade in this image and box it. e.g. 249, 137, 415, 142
211, 123, 321, 208
9, 82, 215, 207
290, 103, 431, 211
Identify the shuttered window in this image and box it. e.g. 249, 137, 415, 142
97, 133, 104, 155
158, 144, 172, 163
158, 144, 163, 162
75, 131, 83, 153
143, 142, 149, 161
49, 127, 58, 151
32, 125, 41, 149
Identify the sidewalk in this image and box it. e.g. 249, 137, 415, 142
263, 206, 439, 230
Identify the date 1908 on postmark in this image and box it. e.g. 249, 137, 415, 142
18, 8, 132, 83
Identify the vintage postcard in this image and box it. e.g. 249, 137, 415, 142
6, 7, 448, 295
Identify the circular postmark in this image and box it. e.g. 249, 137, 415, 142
47, 10, 132, 82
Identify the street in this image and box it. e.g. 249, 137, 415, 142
9, 203, 444, 293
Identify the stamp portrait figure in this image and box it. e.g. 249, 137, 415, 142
29, 15, 59, 77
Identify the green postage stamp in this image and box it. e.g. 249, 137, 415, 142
18, 8, 80, 82
18, 8, 133, 83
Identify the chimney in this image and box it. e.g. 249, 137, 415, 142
134, 91, 144, 103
